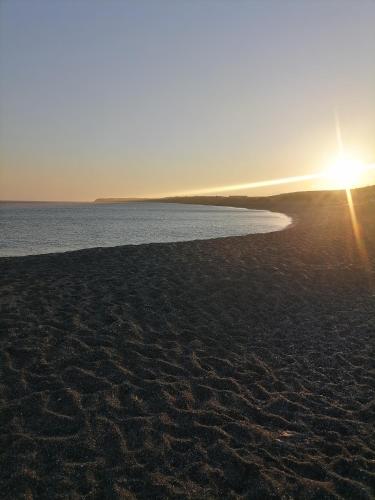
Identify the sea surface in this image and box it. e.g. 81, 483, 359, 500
0, 202, 291, 257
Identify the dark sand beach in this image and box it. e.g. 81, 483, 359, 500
1, 187, 374, 499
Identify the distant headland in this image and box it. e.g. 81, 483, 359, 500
93, 197, 150, 203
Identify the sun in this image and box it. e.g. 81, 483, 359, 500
325, 153, 366, 190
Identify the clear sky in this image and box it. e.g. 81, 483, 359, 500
1, 0, 374, 201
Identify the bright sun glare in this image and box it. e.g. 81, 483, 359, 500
325, 153, 366, 190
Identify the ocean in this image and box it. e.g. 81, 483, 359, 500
0, 202, 290, 257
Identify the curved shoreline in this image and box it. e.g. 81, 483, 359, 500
1, 189, 374, 498
0, 203, 292, 259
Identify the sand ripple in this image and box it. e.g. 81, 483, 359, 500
1, 201, 375, 498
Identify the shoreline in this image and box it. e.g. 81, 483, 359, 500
1, 187, 374, 498
0, 203, 292, 260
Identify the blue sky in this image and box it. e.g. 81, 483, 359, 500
1, 0, 374, 200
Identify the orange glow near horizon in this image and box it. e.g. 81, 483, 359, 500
165, 162, 375, 198
325, 154, 367, 190
163, 117, 374, 198
170, 172, 323, 197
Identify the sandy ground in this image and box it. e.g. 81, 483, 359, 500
1, 188, 375, 498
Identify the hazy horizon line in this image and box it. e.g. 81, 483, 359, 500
1, 182, 375, 204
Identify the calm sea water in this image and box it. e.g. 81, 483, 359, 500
0, 202, 290, 257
